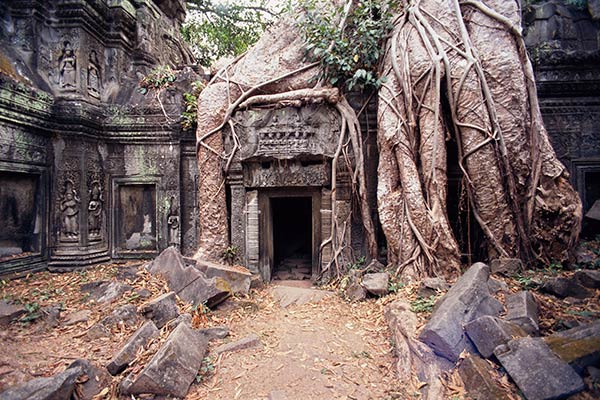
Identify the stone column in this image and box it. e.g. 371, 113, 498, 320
245, 190, 259, 274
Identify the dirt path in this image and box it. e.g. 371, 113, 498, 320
188, 282, 398, 400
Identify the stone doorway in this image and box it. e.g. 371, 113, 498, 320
257, 189, 322, 282
271, 196, 312, 280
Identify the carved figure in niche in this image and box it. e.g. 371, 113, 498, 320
88, 181, 103, 239
60, 180, 80, 239
167, 196, 180, 248
59, 42, 77, 89
87, 51, 100, 98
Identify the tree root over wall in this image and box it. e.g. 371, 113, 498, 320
195, 0, 582, 281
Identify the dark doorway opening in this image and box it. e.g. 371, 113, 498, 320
271, 196, 312, 280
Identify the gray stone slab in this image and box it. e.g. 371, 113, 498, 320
544, 320, 600, 374
506, 291, 539, 335
494, 337, 584, 400
574, 269, 600, 289
62, 309, 91, 326
458, 354, 511, 400
80, 280, 133, 304
0, 364, 83, 400
490, 258, 523, 275
541, 276, 593, 299
107, 320, 160, 375
148, 247, 231, 307
199, 325, 229, 341
140, 292, 179, 328
120, 322, 208, 398
0, 300, 25, 327
464, 316, 527, 359
195, 259, 252, 294
214, 333, 262, 355
361, 272, 389, 296
418, 263, 503, 362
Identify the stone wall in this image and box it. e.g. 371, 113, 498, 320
0, 0, 201, 277
524, 0, 600, 225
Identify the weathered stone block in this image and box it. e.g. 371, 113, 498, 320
80, 280, 133, 304
458, 354, 511, 400
199, 325, 229, 340
506, 291, 539, 335
68, 359, 112, 400
120, 323, 208, 398
195, 259, 252, 294
464, 316, 527, 359
494, 337, 584, 400
419, 263, 503, 362
544, 320, 600, 374
574, 269, 600, 289
100, 304, 140, 327
140, 292, 179, 328
147, 247, 231, 307
62, 309, 90, 326
107, 320, 160, 376
0, 364, 83, 400
0, 300, 24, 327
487, 277, 509, 294
214, 333, 262, 355
361, 272, 389, 296
541, 277, 592, 299
418, 277, 449, 297
490, 258, 523, 275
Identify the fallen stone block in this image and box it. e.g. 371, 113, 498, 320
0, 300, 25, 328
494, 337, 584, 400
140, 292, 179, 328
544, 320, 600, 374
195, 259, 252, 294
361, 272, 389, 296
199, 325, 229, 341
100, 304, 140, 328
80, 280, 133, 304
488, 277, 509, 294
344, 270, 367, 302
418, 277, 449, 297
214, 333, 261, 355
505, 291, 539, 335
62, 309, 90, 326
271, 286, 332, 308
541, 276, 592, 299
385, 300, 453, 400
0, 364, 83, 400
68, 359, 112, 400
574, 269, 600, 289
464, 316, 527, 359
147, 247, 231, 307
107, 320, 160, 375
86, 323, 110, 340
490, 258, 523, 275
458, 354, 511, 400
419, 263, 503, 362
120, 322, 208, 398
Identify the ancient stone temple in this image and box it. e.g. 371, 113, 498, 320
0, 0, 599, 279
0, 0, 202, 276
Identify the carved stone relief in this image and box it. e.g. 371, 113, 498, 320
87, 50, 101, 98
59, 41, 77, 90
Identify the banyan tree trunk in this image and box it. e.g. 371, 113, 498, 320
195, 0, 582, 278
377, 0, 581, 279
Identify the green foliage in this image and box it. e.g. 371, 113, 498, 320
221, 245, 239, 265
20, 302, 41, 323
545, 260, 564, 275
410, 295, 436, 314
513, 271, 539, 290
348, 255, 367, 270
196, 356, 216, 382
181, 80, 205, 130
297, 0, 396, 91
183, 0, 288, 66
138, 65, 177, 94
388, 279, 404, 294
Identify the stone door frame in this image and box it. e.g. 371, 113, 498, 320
257, 188, 322, 282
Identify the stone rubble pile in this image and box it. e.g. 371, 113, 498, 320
386, 262, 600, 400
0, 247, 257, 400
